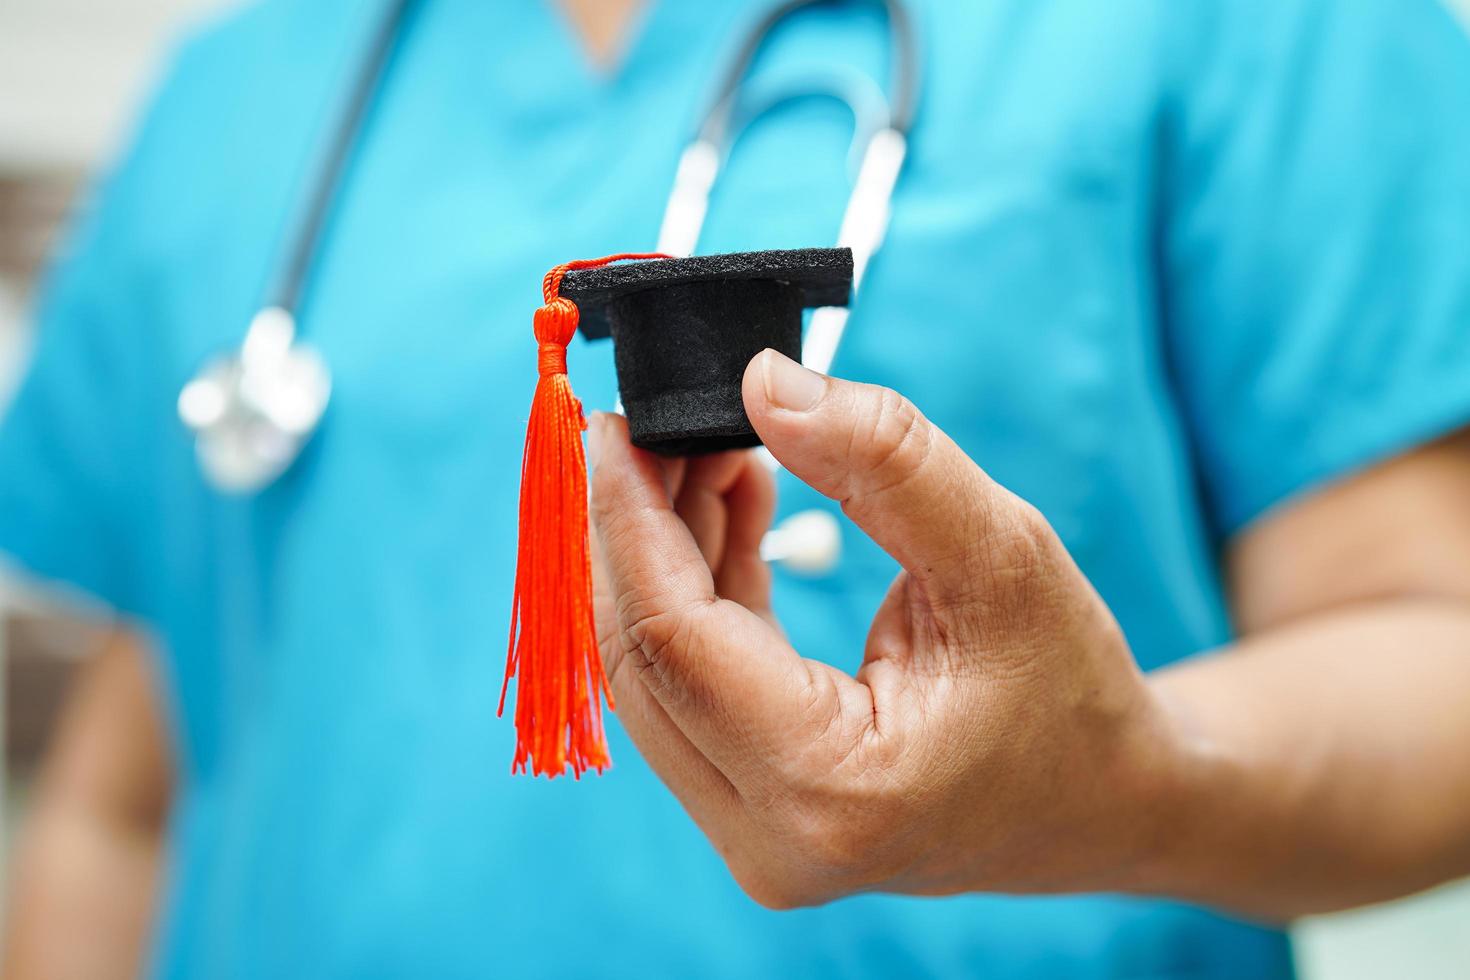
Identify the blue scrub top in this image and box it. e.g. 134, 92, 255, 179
5, 0, 1470, 976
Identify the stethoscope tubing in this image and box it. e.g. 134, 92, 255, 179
272, 0, 415, 319
182, 0, 919, 524
700, 0, 920, 148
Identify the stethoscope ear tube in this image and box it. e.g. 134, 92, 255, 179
803, 125, 906, 376
656, 141, 721, 258
699, 0, 920, 149
655, 0, 919, 575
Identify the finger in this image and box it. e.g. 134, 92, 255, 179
659, 455, 688, 500
713, 453, 776, 615
673, 451, 748, 569
743, 350, 1038, 601
588, 517, 742, 831
671, 451, 776, 613
588, 412, 859, 779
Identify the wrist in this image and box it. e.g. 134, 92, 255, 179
1110, 670, 1247, 901
996, 668, 1226, 898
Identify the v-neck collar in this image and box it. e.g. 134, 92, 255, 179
523, 0, 772, 98
540, 0, 666, 84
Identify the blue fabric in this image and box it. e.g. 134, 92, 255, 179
3, 0, 1469, 976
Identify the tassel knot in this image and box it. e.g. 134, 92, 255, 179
537, 343, 568, 377
533, 295, 579, 346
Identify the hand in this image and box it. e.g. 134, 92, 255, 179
588, 350, 1180, 908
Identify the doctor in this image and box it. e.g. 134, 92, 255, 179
5, 0, 1470, 978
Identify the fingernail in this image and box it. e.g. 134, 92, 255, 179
586, 412, 604, 468
760, 349, 826, 412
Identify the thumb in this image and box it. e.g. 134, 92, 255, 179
743, 349, 1034, 598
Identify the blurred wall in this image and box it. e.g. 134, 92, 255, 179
0, 0, 234, 172
0, 0, 234, 857
0, 0, 235, 398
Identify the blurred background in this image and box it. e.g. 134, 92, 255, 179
0, 0, 234, 909
1, 1, 1468, 977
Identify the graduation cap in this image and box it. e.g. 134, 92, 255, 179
500, 248, 854, 778
562, 247, 853, 454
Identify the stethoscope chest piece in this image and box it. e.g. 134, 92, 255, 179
178, 307, 331, 493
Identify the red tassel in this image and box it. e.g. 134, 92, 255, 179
500, 253, 669, 778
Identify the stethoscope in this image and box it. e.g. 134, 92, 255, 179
177, 0, 410, 493
178, 0, 919, 574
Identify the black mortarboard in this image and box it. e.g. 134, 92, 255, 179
560, 247, 854, 455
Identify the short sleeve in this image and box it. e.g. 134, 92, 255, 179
1161, 0, 1470, 537
0, 102, 174, 617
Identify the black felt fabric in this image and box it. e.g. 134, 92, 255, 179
561, 248, 853, 456
609, 278, 801, 453
564, 248, 852, 340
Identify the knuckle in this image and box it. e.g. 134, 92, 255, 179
732, 865, 810, 911
798, 815, 865, 874
773, 795, 890, 891
932, 496, 1072, 660
1007, 496, 1054, 547
721, 831, 819, 910
617, 598, 692, 697
1004, 500, 1062, 579
793, 666, 843, 742
849, 388, 933, 497
594, 602, 628, 684
736, 776, 905, 907
993, 522, 1049, 590
600, 641, 630, 694
971, 497, 1059, 603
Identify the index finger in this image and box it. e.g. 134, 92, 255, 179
588, 413, 861, 783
